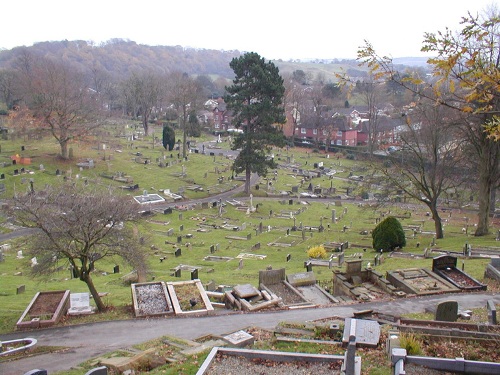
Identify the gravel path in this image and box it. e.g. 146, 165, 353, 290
205, 354, 342, 374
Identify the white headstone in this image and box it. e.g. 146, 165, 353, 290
17, 250, 23, 259
68, 292, 93, 315
30, 257, 38, 267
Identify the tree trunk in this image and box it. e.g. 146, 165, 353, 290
245, 167, 251, 195
429, 202, 444, 239
143, 117, 149, 136
475, 165, 492, 236
83, 274, 106, 312
60, 139, 69, 160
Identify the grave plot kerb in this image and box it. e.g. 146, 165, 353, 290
16, 290, 70, 330
196, 347, 359, 375
131, 281, 173, 318
167, 279, 214, 316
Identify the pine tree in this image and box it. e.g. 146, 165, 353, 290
224, 52, 286, 194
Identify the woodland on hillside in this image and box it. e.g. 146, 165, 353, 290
0, 39, 376, 81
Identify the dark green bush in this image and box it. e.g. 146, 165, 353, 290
372, 216, 406, 252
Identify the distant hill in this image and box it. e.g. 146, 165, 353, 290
0, 40, 427, 82
0, 39, 242, 79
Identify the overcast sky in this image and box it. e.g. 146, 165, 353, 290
1, 0, 495, 60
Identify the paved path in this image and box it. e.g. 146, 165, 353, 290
1, 292, 498, 375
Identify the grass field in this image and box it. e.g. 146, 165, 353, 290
0, 122, 498, 348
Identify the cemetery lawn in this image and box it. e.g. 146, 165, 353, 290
1, 124, 499, 373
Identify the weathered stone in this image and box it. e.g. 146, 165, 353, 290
233, 284, 260, 299
287, 271, 316, 287
342, 318, 380, 348
222, 330, 255, 347
435, 300, 458, 322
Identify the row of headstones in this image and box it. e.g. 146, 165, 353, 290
170, 268, 199, 279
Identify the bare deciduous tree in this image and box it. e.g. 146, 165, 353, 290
11, 183, 148, 312
15, 55, 102, 159
380, 98, 467, 238
121, 71, 164, 136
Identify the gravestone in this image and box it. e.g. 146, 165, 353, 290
17, 250, 23, 259
17, 284, 25, 294
487, 300, 497, 325
84, 366, 108, 375
210, 245, 215, 254
304, 261, 312, 272
174, 269, 181, 278
190, 269, 198, 280
179, 224, 184, 231
0, 173, 4, 179
286, 254, 291, 262
23, 370, 48, 375
238, 259, 243, 269
164, 207, 172, 215
113, 265, 120, 274
68, 292, 93, 315
177, 235, 182, 243
233, 284, 259, 299
222, 330, 255, 347
435, 300, 458, 322
287, 271, 316, 287
342, 318, 380, 348
175, 248, 182, 257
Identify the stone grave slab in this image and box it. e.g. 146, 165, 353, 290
222, 330, 255, 347
342, 318, 380, 348
84, 366, 108, 375
233, 284, 260, 299
435, 300, 458, 322
68, 292, 94, 315
287, 271, 316, 287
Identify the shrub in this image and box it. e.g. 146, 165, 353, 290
399, 333, 423, 355
372, 216, 406, 252
307, 245, 327, 259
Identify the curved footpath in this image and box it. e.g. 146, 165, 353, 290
1, 292, 499, 374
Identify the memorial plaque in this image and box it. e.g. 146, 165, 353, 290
342, 318, 380, 348
222, 330, 255, 347
287, 271, 316, 287
68, 292, 93, 315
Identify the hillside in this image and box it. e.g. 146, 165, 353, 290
0, 40, 428, 85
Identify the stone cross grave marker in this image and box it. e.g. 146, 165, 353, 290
435, 300, 458, 322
